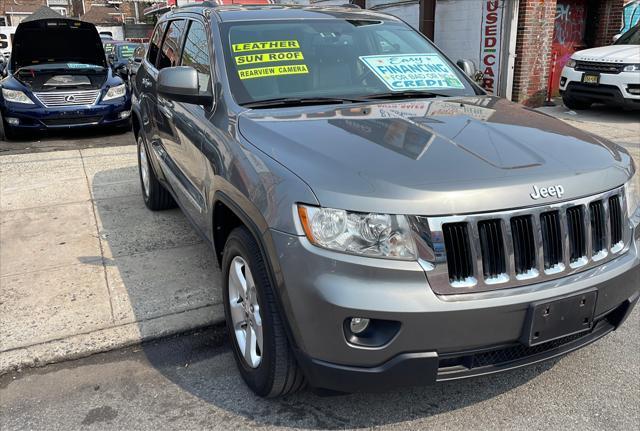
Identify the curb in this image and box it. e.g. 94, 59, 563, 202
0, 304, 224, 375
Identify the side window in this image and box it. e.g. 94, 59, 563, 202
158, 20, 186, 70
147, 21, 167, 65
181, 21, 212, 94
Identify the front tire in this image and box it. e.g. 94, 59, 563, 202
137, 135, 175, 210
562, 95, 592, 110
222, 227, 305, 397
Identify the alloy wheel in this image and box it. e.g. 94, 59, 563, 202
228, 256, 263, 368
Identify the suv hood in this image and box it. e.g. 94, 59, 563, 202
11, 18, 107, 71
238, 96, 634, 216
572, 44, 640, 63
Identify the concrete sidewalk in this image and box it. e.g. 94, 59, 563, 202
0, 146, 223, 374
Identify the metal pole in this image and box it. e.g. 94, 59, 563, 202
419, 0, 437, 40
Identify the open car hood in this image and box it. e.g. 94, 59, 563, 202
11, 18, 107, 71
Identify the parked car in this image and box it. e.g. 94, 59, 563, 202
108, 41, 143, 82
560, 22, 640, 110
133, 4, 640, 397
128, 43, 148, 77
0, 18, 131, 140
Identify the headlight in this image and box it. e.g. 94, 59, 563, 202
103, 84, 126, 101
297, 205, 416, 260
623, 64, 640, 72
565, 58, 577, 68
625, 172, 640, 227
1, 88, 34, 104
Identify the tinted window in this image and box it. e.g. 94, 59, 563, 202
147, 21, 167, 65
181, 21, 211, 94
158, 20, 186, 70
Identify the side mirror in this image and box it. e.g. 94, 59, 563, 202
456, 59, 477, 77
157, 66, 211, 105
108, 54, 117, 64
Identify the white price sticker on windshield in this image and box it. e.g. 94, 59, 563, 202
360, 54, 465, 91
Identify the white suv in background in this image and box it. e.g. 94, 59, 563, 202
560, 23, 640, 110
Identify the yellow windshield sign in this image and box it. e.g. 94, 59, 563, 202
235, 51, 304, 66
238, 64, 309, 80
232, 40, 300, 53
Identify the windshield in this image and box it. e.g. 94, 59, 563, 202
615, 24, 640, 45
117, 44, 139, 59
221, 19, 477, 105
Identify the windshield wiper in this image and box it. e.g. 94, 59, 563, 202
241, 96, 371, 109
362, 90, 450, 100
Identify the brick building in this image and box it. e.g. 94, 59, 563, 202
512, 0, 625, 107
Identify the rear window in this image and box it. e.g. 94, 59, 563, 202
147, 21, 167, 65
158, 20, 186, 70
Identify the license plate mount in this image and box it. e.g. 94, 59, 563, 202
521, 290, 597, 347
582, 73, 600, 85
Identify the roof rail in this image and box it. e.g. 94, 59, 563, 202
343, 2, 363, 8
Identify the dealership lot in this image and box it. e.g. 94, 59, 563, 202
1, 104, 639, 429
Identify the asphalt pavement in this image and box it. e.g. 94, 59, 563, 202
1, 308, 638, 430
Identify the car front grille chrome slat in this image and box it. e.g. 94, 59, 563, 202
415, 186, 631, 295
33, 90, 101, 108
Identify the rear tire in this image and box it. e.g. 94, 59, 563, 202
137, 135, 176, 211
562, 95, 592, 110
222, 226, 305, 397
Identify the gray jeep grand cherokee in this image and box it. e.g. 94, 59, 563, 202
132, 3, 640, 397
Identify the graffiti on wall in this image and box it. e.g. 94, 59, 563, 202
549, 0, 586, 96
621, 0, 640, 34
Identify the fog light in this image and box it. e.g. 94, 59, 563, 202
5, 117, 19, 126
560, 77, 567, 86
119, 110, 131, 119
627, 87, 640, 95
349, 317, 370, 334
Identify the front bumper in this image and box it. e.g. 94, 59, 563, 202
559, 66, 640, 108
271, 230, 640, 392
1, 97, 131, 130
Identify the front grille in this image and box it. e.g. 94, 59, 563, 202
575, 60, 624, 74
41, 116, 102, 126
33, 90, 101, 108
566, 206, 586, 263
422, 187, 629, 294
540, 211, 563, 270
589, 200, 606, 254
511, 216, 536, 275
442, 223, 474, 284
478, 219, 506, 279
609, 195, 623, 247
439, 331, 590, 371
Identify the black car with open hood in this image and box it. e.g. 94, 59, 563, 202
0, 18, 131, 140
